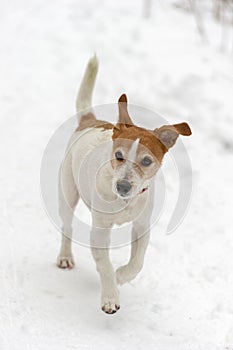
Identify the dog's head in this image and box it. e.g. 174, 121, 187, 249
111, 94, 192, 199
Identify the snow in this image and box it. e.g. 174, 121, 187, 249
0, 0, 233, 349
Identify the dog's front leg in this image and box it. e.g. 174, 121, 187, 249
116, 220, 150, 285
90, 218, 120, 314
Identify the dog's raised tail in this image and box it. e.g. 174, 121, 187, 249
76, 55, 99, 121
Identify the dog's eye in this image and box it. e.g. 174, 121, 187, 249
141, 157, 152, 166
115, 151, 124, 161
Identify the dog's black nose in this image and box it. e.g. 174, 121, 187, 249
116, 180, 131, 196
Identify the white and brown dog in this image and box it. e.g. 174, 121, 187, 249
57, 56, 192, 314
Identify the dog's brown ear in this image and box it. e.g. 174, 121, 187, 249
154, 122, 192, 149
118, 94, 133, 126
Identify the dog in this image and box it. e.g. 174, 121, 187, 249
57, 55, 192, 314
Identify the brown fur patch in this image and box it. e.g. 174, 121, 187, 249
118, 94, 134, 125
173, 122, 192, 136
75, 113, 191, 164
76, 113, 114, 132
112, 123, 167, 163
154, 122, 192, 149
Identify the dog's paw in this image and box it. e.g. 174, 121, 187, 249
101, 290, 120, 314
102, 303, 120, 314
57, 255, 75, 269
116, 265, 134, 285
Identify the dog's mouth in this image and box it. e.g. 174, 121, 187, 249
117, 193, 132, 200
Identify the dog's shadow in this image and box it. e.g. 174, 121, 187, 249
27, 249, 151, 331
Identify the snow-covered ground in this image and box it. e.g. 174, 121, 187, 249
1, 1, 233, 349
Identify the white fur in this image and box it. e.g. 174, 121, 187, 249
127, 138, 140, 162
76, 54, 99, 118
57, 57, 154, 314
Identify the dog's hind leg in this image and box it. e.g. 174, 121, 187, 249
57, 151, 79, 269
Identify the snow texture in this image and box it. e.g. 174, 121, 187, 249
0, 0, 233, 349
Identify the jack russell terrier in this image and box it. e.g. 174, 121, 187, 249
57, 55, 192, 314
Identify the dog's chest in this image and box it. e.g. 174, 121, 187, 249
105, 195, 147, 226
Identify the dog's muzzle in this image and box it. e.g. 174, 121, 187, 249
116, 179, 132, 197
